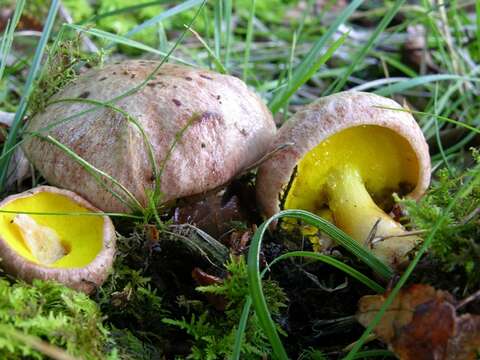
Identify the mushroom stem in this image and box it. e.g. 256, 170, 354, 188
326, 164, 419, 267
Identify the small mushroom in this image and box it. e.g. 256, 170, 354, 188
23, 60, 276, 213
256, 91, 431, 268
0, 186, 116, 293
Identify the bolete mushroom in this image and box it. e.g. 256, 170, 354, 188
22, 60, 276, 213
256, 91, 431, 268
0, 186, 116, 293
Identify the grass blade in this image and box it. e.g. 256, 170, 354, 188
186, 26, 227, 73
223, 0, 233, 66
271, 31, 348, 115
66, 24, 195, 66
0, 0, 25, 82
266, 251, 385, 293
124, 0, 203, 39
242, 0, 256, 82
231, 296, 252, 360
328, 0, 407, 94
247, 209, 394, 360
0, 0, 60, 190
269, 0, 364, 114
374, 74, 480, 96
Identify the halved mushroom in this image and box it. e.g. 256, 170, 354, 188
22, 60, 276, 213
256, 91, 431, 268
0, 186, 116, 293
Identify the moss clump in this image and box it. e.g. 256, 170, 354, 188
29, 37, 103, 117
400, 153, 480, 291
164, 256, 287, 359
0, 278, 116, 359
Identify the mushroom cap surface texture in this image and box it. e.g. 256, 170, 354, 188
256, 91, 431, 218
0, 186, 116, 293
23, 60, 276, 213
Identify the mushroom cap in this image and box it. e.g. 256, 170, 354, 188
23, 60, 276, 213
256, 91, 431, 218
0, 186, 116, 293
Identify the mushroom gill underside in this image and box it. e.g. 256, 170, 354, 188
284, 125, 422, 267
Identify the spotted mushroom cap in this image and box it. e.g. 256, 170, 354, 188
256, 91, 431, 218
0, 186, 116, 293
23, 61, 276, 213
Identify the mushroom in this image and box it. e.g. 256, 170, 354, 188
22, 60, 276, 213
256, 91, 431, 268
0, 186, 116, 293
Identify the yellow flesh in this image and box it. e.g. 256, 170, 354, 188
284, 125, 418, 214
0, 192, 104, 268
13, 214, 66, 265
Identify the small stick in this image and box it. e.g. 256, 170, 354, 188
372, 229, 427, 244
364, 218, 381, 248
456, 288, 480, 310
461, 207, 479, 225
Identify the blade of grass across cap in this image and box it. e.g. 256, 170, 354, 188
247, 209, 393, 360
39, 135, 143, 213
327, 0, 406, 94
269, 0, 363, 114
0, 209, 142, 219
343, 162, 480, 360
46, 98, 160, 192
0, 0, 60, 191
0, 0, 25, 82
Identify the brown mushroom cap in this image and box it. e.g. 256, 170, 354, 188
256, 91, 431, 219
0, 186, 116, 293
23, 60, 276, 213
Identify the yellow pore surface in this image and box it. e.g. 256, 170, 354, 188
284, 125, 419, 213
0, 192, 104, 268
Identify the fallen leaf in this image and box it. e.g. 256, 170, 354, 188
356, 284, 480, 360
173, 190, 246, 239
192, 267, 226, 311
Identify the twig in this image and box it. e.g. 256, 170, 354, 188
371, 230, 427, 245
240, 142, 294, 175
461, 207, 479, 225
364, 218, 381, 248
456, 288, 480, 310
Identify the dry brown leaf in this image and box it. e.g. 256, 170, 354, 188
173, 191, 247, 240
356, 284, 480, 360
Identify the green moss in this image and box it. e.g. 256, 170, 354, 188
0, 278, 116, 359
400, 153, 480, 290
164, 256, 287, 359
29, 37, 103, 116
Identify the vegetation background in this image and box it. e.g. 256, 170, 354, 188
0, 0, 479, 359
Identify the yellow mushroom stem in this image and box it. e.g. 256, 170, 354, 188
326, 164, 420, 266
12, 214, 66, 265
